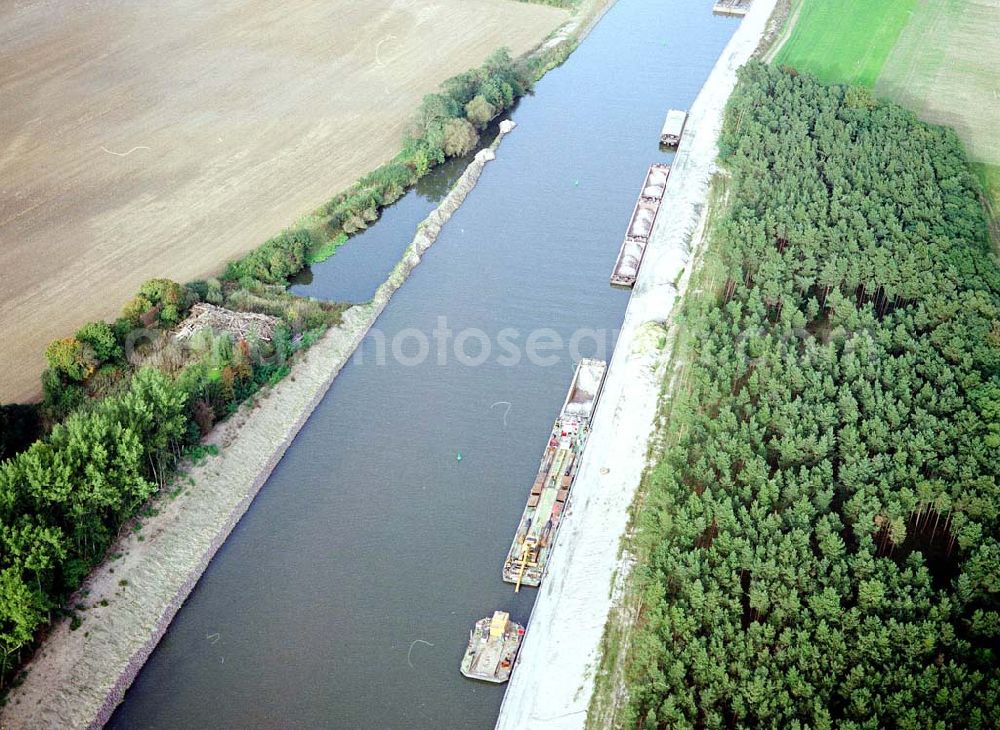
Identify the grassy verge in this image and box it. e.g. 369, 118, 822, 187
772, 0, 915, 85
971, 162, 1000, 249
755, 0, 798, 60
585, 172, 733, 729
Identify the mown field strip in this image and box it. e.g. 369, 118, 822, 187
772, 0, 1000, 233
877, 0, 1000, 167
772, 0, 916, 85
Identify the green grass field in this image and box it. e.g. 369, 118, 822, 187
971, 163, 1000, 238
772, 0, 917, 86
877, 0, 1000, 164
773, 0, 1000, 243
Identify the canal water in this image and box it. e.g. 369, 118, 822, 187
287, 141, 498, 304
109, 2, 738, 728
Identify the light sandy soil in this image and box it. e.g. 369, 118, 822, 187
494, 3, 778, 728
0, 130, 510, 730
0, 0, 565, 403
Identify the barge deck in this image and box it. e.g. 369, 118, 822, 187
460, 611, 524, 683
712, 0, 752, 16
659, 109, 688, 147
609, 163, 669, 288
502, 358, 607, 591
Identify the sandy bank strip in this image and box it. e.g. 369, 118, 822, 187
540, 0, 618, 52
494, 3, 778, 729
0, 129, 513, 730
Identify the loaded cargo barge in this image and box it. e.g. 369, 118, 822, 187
609, 163, 670, 288
502, 358, 608, 591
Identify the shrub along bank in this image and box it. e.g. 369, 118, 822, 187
248, 47, 539, 271
0, 36, 582, 691
0, 273, 345, 685
224, 43, 579, 275
617, 63, 999, 728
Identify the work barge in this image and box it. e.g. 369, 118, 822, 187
609, 163, 670, 288
712, 0, 751, 16
502, 358, 608, 591
460, 611, 524, 683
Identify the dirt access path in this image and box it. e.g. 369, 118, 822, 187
0, 0, 565, 402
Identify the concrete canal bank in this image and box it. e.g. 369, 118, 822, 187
495, 2, 778, 727
96, 2, 742, 727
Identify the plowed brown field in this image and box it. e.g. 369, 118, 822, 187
0, 0, 566, 401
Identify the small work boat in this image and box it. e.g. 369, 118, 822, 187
459, 611, 525, 683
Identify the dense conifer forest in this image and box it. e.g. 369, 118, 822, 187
623, 63, 999, 727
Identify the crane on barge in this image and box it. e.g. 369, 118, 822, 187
501, 360, 607, 590
512, 537, 539, 592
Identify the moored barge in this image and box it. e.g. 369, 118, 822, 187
712, 0, 752, 17
460, 611, 524, 683
609, 163, 670, 288
502, 358, 608, 590
659, 109, 688, 147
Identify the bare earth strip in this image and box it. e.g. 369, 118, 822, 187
494, 3, 777, 728
0, 129, 511, 730
0, 0, 566, 402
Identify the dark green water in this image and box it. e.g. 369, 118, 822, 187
109, 2, 737, 727
287, 140, 496, 304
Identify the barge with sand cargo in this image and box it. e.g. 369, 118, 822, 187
502, 358, 607, 590
460, 611, 524, 683
610, 163, 670, 288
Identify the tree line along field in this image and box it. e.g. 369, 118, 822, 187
0, 48, 553, 690
0, 0, 567, 403
875, 0, 1000, 222
606, 63, 999, 728
772, 0, 1000, 230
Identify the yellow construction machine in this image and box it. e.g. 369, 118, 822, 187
512, 536, 540, 593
